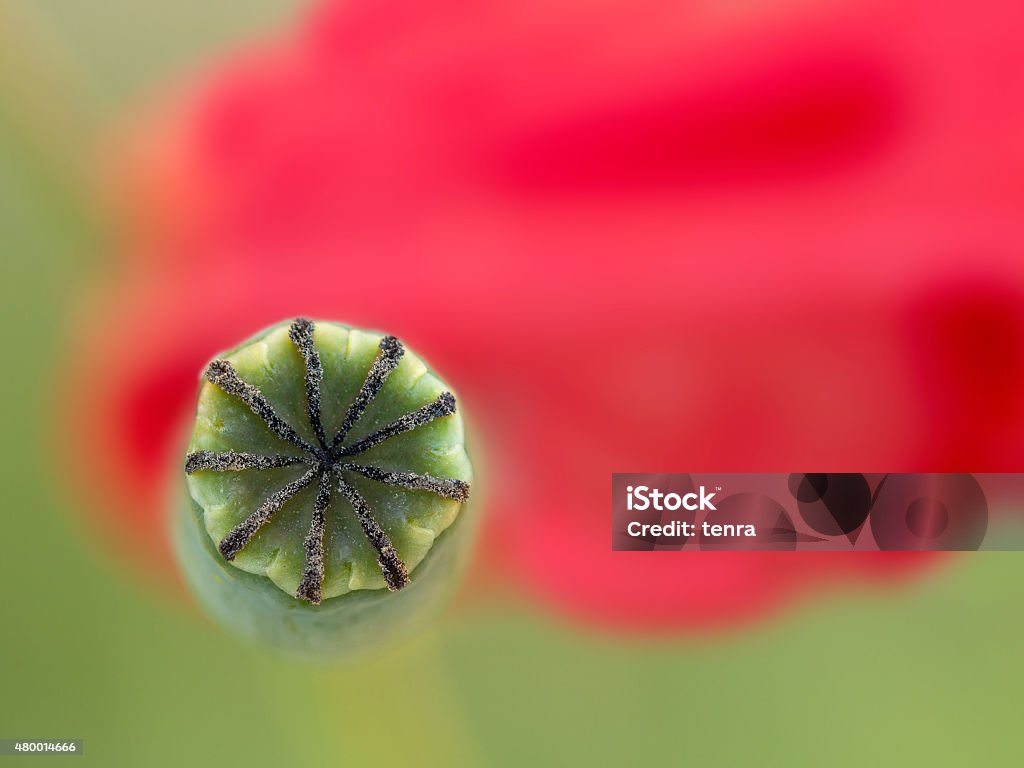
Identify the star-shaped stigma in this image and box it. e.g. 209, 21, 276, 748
184, 318, 470, 604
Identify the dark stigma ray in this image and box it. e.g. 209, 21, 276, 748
218, 467, 318, 561
185, 450, 309, 474
339, 392, 456, 457
330, 335, 404, 450
334, 470, 410, 591
289, 317, 328, 449
205, 359, 316, 453
295, 470, 333, 604
342, 463, 470, 503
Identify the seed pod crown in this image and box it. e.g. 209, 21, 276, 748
184, 318, 472, 605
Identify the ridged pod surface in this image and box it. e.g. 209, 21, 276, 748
175, 318, 474, 656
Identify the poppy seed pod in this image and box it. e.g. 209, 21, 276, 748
175, 318, 474, 656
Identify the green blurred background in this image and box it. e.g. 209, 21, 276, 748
2, 2, 1023, 765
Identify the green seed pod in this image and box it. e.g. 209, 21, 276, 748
174, 318, 474, 657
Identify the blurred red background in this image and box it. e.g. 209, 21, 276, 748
62, 0, 1024, 632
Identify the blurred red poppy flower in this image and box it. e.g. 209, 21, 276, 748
63, 0, 1024, 631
